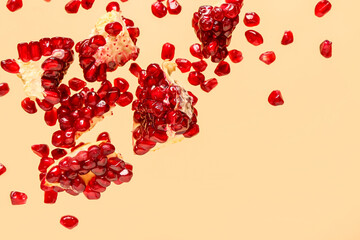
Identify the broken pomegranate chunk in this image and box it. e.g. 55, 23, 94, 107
315, 0, 332, 17
10, 191, 28, 205
268, 90, 284, 106
243, 12, 260, 27
0, 83, 10, 97
0, 163, 6, 176
320, 40, 332, 58
281, 30, 294, 45
60, 215, 79, 229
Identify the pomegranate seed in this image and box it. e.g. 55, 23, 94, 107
243, 12, 260, 27
166, 0, 182, 15
21, 97, 37, 114
117, 92, 133, 106
228, 49, 243, 63
39, 38, 53, 56
44, 108, 58, 126
52, 130, 65, 147
106, 2, 120, 12
188, 71, 205, 86
259, 51, 276, 65
190, 43, 203, 59
17, 43, 31, 62
161, 43, 175, 61
1, 59, 20, 73
65, 0, 81, 14
29, 41, 42, 61
315, 0, 332, 17
320, 40, 332, 58
281, 30, 294, 45
114, 78, 129, 92
175, 58, 192, 73
51, 148, 67, 159
6, 0, 23, 12
105, 22, 123, 36
81, 0, 95, 10
38, 157, 55, 173
10, 191, 27, 205
200, 78, 218, 92
183, 124, 200, 138
36, 99, 53, 111
268, 90, 284, 106
60, 215, 79, 229
245, 30, 263, 46
214, 61, 230, 76
31, 144, 50, 157
152, 1, 167, 18
69, 78, 86, 91
0, 83, 10, 97
0, 163, 6, 176
44, 190, 58, 204
97, 132, 111, 142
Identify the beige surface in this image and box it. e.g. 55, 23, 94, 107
1, 0, 360, 239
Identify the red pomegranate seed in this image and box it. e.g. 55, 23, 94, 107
191, 60, 207, 72
105, 22, 123, 36
259, 51, 276, 65
51, 148, 67, 159
69, 78, 86, 91
44, 108, 58, 126
0, 163, 6, 176
228, 49, 243, 63
117, 92, 133, 106
10, 191, 27, 205
114, 78, 129, 92
31, 144, 50, 157
166, 0, 182, 15
17, 43, 31, 62
65, 0, 81, 14
201, 78, 218, 93
29, 41, 42, 61
315, 0, 332, 17
152, 1, 167, 18
21, 97, 37, 114
320, 40, 332, 58
183, 124, 200, 138
214, 61, 230, 76
175, 58, 192, 73
44, 190, 58, 204
281, 30, 294, 45
129, 63, 142, 77
39, 38, 53, 56
0, 83, 10, 97
188, 71, 205, 86
161, 43, 175, 61
60, 215, 79, 229
106, 1, 120, 12
81, 0, 95, 10
190, 43, 203, 59
6, 0, 23, 12
245, 30, 263, 46
268, 90, 284, 106
243, 12, 260, 27
36, 99, 53, 111
97, 132, 111, 142
1, 59, 20, 73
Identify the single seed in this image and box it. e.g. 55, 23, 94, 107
268, 90, 284, 106
259, 51, 276, 65
10, 191, 27, 205
0, 83, 10, 97
281, 31, 294, 45
243, 12, 260, 27
245, 30, 264, 46
228, 50, 243, 63
315, 0, 332, 17
320, 40, 332, 58
60, 215, 79, 229
151, 1, 167, 18
161, 43, 176, 61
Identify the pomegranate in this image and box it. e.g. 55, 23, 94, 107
34, 132, 133, 201
1, 37, 75, 113
268, 90, 284, 106
191, 2, 243, 63
0, 163, 6, 176
10, 191, 28, 205
76, 7, 139, 82
132, 61, 199, 155
60, 215, 79, 229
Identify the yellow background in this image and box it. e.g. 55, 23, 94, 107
1, 0, 360, 239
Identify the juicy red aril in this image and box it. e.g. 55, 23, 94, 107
161, 43, 175, 61
214, 61, 230, 76
175, 58, 192, 73
320, 40, 332, 58
190, 43, 203, 59
38, 157, 55, 173
6, 0, 23, 12
21, 98, 37, 114
259, 51, 276, 65
0, 163, 7, 176
105, 22, 123, 36
10, 191, 27, 205
29, 41, 42, 61
114, 78, 129, 92
65, 0, 81, 14
192, 60, 207, 72
60, 215, 79, 229
17, 43, 31, 62
52, 130, 65, 147
40, 38, 52, 56
201, 78, 218, 93
89, 35, 106, 47
129, 63, 142, 77
69, 78, 86, 91
166, 0, 182, 15
36, 99, 53, 111
188, 71, 205, 86
183, 124, 200, 138
1, 59, 20, 73
281, 31, 294, 45
42, 58, 64, 71
245, 30, 263, 46
117, 92, 133, 106
31, 144, 50, 158
243, 12, 260, 27
106, 1, 120, 12
0, 83, 10, 97
46, 166, 62, 183
228, 49, 243, 63
44, 190, 58, 204
44, 108, 58, 126
315, 0, 332, 17
74, 118, 90, 131
268, 90, 284, 106
51, 148, 67, 159
97, 132, 111, 142
152, 1, 167, 18
81, 0, 95, 10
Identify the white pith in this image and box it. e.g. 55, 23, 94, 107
90, 10, 139, 66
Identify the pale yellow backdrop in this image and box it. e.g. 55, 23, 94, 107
1, 0, 360, 239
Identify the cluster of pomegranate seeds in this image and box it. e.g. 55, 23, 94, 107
6, 0, 22, 12
151, 0, 182, 18
243, 12, 260, 27
60, 215, 79, 229
320, 40, 332, 58
132, 62, 199, 155
10, 191, 28, 205
35, 132, 133, 201
0, 163, 6, 176
0, 83, 10, 97
268, 90, 284, 106
259, 51, 276, 65
281, 30, 294, 45
315, 0, 332, 17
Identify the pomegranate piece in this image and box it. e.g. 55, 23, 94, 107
161, 43, 175, 61
21, 97, 37, 114
44, 190, 58, 204
189, 43, 203, 59
175, 58, 192, 73
214, 61, 230, 76
10, 191, 27, 205
191, 60, 207, 72
201, 78, 218, 93
281, 30, 294, 45
228, 49, 243, 63
259, 51, 276, 65
243, 12, 260, 27
245, 30, 264, 46
77, 9, 139, 82
0, 163, 6, 176
1, 59, 20, 73
166, 0, 182, 15
36, 133, 133, 200
106, 2, 120, 12
81, 0, 95, 10
151, 1, 167, 18
31, 144, 50, 157
60, 215, 79, 229
192, 3, 243, 63
320, 40, 332, 58
44, 108, 58, 126
315, 0, 332, 17
0, 83, 10, 97
68, 78, 86, 91
268, 90, 284, 106
65, 0, 81, 14
132, 61, 199, 155
188, 71, 205, 86
6, 0, 23, 12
